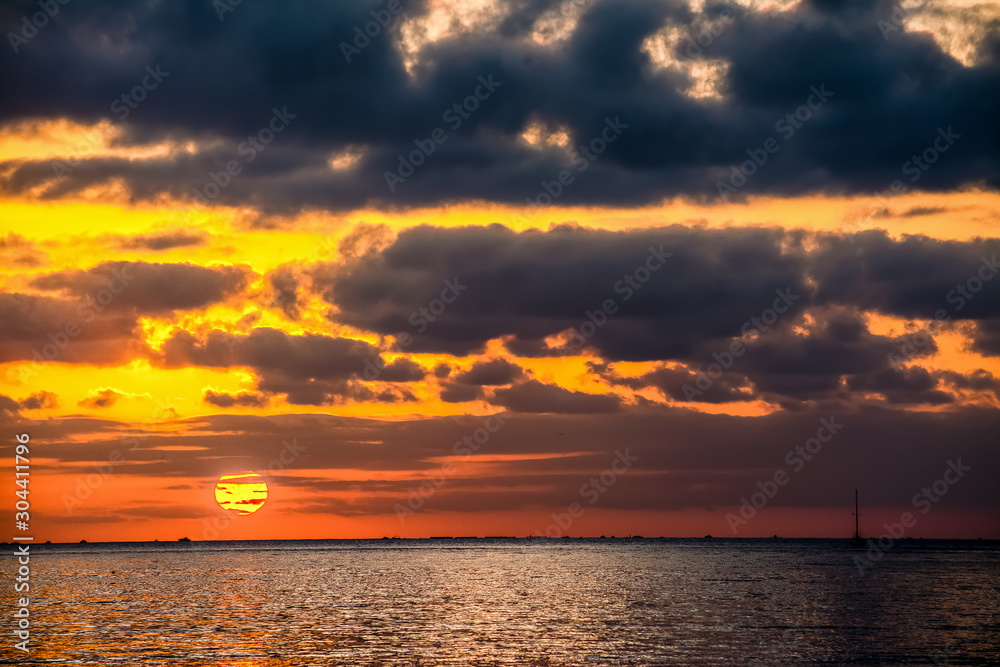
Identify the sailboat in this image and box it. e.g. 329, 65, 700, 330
849, 489, 864, 547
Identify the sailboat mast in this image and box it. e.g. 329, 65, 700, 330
849, 489, 864, 545
853, 489, 859, 538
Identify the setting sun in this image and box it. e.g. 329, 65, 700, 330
214, 472, 269, 515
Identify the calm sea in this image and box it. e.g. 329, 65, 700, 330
3, 538, 998, 666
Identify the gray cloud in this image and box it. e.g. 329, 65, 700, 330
19, 390, 58, 410
454, 359, 524, 385
120, 231, 207, 251
0, 292, 143, 364
30, 261, 250, 314
203, 390, 269, 408
0, 0, 996, 212
491, 380, 622, 413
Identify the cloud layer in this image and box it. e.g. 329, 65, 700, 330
1, 0, 997, 212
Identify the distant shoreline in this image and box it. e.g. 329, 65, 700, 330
16, 536, 999, 546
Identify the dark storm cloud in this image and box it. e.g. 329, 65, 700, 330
159, 327, 418, 404
0, 292, 143, 364
159, 327, 377, 372
439, 382, 483, 403
378, 358, 427, 382
268, 267, 302, 320
323, 223, 809, 360
811, 233, 1000, 320
322, 223, 998, 360
14, 222, 978, 409
972, 318, 1000, 355
847, 367, 953, 405
598, 306, 952, 405
203, 390, 269, 408
315, 223, 1000, 404
453, 359, 524, 385
936, 369, 1000, 399
0, 0, 997, 211
255, 375, 372, 406
605, 365, 754, 403
491, 380, 621, 413
30, 261, 250, 314
723, 307, 940, 402
0, 394, 20, 421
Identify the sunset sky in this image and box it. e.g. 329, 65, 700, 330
1, 0, 998, 542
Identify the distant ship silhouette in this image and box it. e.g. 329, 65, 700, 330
849, 489, 864, 547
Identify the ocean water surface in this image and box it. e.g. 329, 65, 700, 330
4, 538, 998, 666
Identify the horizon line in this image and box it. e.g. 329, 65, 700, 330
17, 535, 999, 545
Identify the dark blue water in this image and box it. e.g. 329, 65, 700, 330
3, 538, 998, 665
